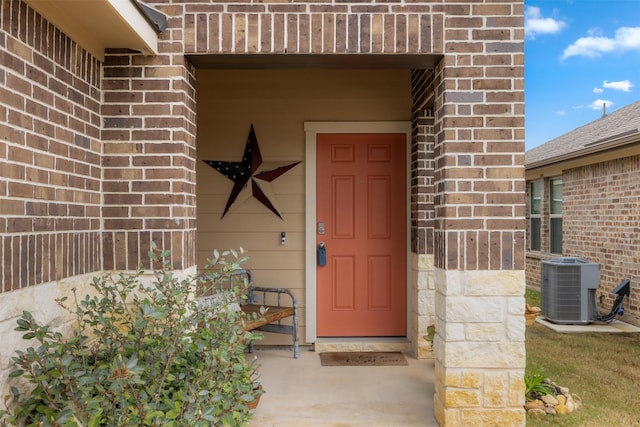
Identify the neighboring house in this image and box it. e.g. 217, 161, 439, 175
525, 100, 640, 327
1, 1, 526, 425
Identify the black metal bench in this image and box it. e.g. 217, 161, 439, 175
200, 269, 299, 358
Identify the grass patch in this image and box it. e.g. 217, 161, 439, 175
525, 289, 640, 426
525, 287, 541, 307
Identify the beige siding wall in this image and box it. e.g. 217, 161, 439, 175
196, 69, 411, 344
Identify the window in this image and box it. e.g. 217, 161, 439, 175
549, 178, 563, 254
529, 180, 542, 251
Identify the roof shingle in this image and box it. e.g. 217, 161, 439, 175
525, 100, 640, 167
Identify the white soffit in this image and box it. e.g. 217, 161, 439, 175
25, 0, 159, 61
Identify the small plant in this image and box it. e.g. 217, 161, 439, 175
1, 248, 263, 427
425, 324, 436, 342
524, 368, 556, 401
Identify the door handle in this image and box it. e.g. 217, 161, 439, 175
317, 242, 326, 266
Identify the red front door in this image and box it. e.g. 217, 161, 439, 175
316, 133, 406, 337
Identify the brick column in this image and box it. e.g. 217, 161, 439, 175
410, 69, 437, 358
431, 4, 527, 425
101, 11, 197, 271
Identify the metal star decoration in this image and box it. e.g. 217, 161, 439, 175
203, 125, 300, 219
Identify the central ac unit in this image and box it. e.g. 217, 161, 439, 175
541, 257, 600, 324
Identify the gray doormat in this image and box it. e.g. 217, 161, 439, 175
319, 351, 408, 366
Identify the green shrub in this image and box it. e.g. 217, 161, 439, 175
524, 368, 556, 401
1, 249, 263, 427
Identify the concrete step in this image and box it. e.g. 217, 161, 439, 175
313, 337, 411, 353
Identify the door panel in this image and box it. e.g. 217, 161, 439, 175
333, 256, 355, 310
317, 133, 406, 337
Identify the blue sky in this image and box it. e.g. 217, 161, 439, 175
525, 0, 640, 150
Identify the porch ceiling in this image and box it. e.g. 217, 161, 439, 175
187, 54, 440, 69
24, 0, 160, 61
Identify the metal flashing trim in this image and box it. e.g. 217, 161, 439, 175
133, 0, 168, 33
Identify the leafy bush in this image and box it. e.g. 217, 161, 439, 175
1, 249, 263, 426
524, 368, 556, 401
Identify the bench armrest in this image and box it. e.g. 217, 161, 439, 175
248, 286, 298, 309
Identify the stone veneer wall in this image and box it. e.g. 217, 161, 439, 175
410, 253, 436, 358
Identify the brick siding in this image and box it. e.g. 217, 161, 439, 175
0, 0, 525, 286
1, 0, 102, 292
411, 69, 436, 255
526, 155, 640, 324
563, 156, 640, 321
183, 1, 444, 55
431, 13, 526, 272
101, 48, 197, 271
154, 0, 525, 272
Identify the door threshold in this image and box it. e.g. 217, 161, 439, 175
314, 337, 410, 353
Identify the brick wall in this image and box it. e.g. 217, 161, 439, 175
411, 70, 436, 256
432, 47, 526, 272
101, 1, 198, 271
563, 156, 640, 323
172, 0, 524, 271
1, 0, 102, 292
101, 51, 197, 271
182, 1, 444, 55
525, 155, 640, 325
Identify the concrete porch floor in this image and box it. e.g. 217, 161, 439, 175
246, 346, 438, 427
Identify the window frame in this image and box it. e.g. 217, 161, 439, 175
529, 180, 542, 251
549, 178, 563, 254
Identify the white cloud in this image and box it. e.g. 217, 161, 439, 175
587, 27, 604, 38
616, 27, 640, 49
563, 27, 640, 59
588, 99, 614, 111
603, 80, 633, 92
562, 36, 616, 59
556, 110, 566, 116
525, 6, 567, 39
593, 87, 604, 94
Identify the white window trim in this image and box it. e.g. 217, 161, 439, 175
529, 180, 542, 251
549, 178, 563, 254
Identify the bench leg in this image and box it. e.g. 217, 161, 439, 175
292, 306, 299, 359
